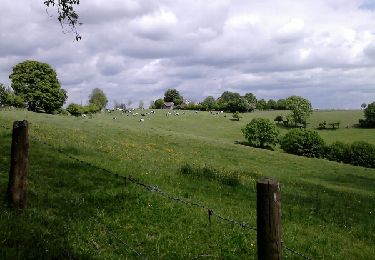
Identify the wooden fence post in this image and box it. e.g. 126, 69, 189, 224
7, 120, 29, 209
256, 177, 282, 260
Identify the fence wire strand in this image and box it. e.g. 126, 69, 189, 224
0, 122, 314, 260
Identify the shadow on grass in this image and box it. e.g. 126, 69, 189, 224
234, 140, 275, 151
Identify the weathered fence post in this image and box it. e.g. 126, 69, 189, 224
257, 177, 281, 260
7, 120, 29, 209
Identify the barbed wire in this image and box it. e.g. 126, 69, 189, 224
0, 121, 314, 259
282, 241, 313, 260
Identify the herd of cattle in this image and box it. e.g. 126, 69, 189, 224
80, 108, 225, 122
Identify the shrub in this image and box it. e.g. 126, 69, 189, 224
349, 141, 375, 168
232, 111, 241, 121
242, 118, 279, 148
326, 142, 351, 163
280, 128, 325, 158
66, 103, 84, 116
359, 101, 375, 127
318, 120, 327, 129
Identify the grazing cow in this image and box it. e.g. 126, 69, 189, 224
139, 118, 145, 122
141, 113, 146, 116
175, 112, 179, 116
150, 110, 155, 114
113, 117, 117, 120
166, 112, 172, 116
82, 114, 87, 118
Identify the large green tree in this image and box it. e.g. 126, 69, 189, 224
217, 91, 250, 112
243, 92, 257, 111
164, 89, 183, 105
361, 102, 375, 127
201, 96, 218, 111
285, 95, 313, 126
9, 60, 67, 113
89, 88, 108, 110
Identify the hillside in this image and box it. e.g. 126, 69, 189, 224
0, 109, 374, 259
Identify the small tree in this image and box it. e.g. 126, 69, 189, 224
285, 95, 313, 126
242, 118, 279, 148
89, 88, 108, 110
153, 98, 164, 109
164, 89, 183, 105
201, 96, 217, 111
256, 99, 267, 110
232, 111, 241, 121
361, 102, 375, 127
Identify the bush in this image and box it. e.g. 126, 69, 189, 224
280, 128, 325, 158
66, 103, 84, 116
232, 111, 241, 121
349, 141, 375, 168
326, 142, 351, 163
242, 118, 279, 148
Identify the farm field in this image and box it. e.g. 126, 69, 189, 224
0, 109, 374, 259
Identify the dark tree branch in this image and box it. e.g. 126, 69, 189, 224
44, 0, 82, 41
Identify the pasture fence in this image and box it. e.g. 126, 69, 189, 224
0, 120, 313, 260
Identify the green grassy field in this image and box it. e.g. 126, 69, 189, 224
0, 109, 374, 259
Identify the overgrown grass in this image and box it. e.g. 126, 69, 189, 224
0, 109, 374, 259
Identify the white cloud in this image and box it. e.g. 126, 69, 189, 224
0, 0, 375, 108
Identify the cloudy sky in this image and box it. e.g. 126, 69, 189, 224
1, 0, 375, 108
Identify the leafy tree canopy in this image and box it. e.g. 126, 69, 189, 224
153, 98, 165, 109
285, 95, 313, 126
89, 88, 108, 110
201, 96, 218, 111
363, 102, 375, 127
9, 60, 67, 113
164, 89, 183, 105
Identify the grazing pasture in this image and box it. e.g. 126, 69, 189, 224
0, 109, 374, 259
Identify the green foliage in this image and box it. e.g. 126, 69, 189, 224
89, 88, 108, 110
66, 103, 84, 116
242, 118, 279, 148
218, 91, 250, 112
243, 92, 257, 111
153, 98, 164, 109
256, 99, 267, 110
9, 60, 67, 113
267, 99, 277, 109
276, 99, 287, 110
280, 128, 325, 158
349, 141, 375, 168
285, 96, 313, 126
201, 96, 217, 111
83, 104, 100, 114
360, 102, 375, 127
232, 111, 241, 121
325, 141, 351, 163
164, 89, 183, 105
0, 84, 25, 108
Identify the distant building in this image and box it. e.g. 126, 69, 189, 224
162, 102, 174, 109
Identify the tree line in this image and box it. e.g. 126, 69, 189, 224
151, 88, 305, 113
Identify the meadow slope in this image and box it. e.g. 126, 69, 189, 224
0, 109, 374, 259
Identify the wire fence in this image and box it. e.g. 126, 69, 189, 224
0, 121, 313, 260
